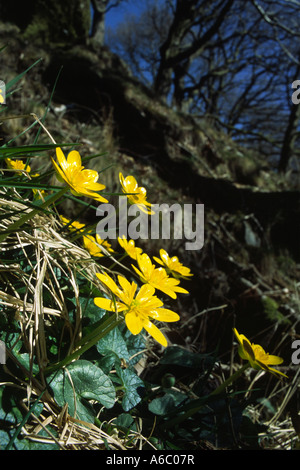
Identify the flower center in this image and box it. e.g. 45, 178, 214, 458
126, 298, 149, 322
129, 299, 141, 311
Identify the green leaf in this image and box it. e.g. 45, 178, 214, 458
49, 360, 116, 423
79, 294, 106, 324
5, 59, 42, 92
160, 345, 214, 369
97, 326, 130, 362
121, 325, 146, 366
113, 413, 135, 430
0, 143, 76, 156
116, 367, 144, 412
97, 352, 117, 374
148, 394, 176, 416
148, 390, 187, 416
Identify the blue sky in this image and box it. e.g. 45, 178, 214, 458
106, 2, 134, 27
105, 1, 146, 36
90, 1, 147, 42
89, 1, 147, 37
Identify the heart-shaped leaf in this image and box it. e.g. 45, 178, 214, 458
49, 360, 115, 423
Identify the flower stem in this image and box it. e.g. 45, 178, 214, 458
210, 363, 250, 396
44, 312, 123, 376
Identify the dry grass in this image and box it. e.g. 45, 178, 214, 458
0, 187, 119, 448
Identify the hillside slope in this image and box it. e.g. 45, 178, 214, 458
1, 16, 299, 394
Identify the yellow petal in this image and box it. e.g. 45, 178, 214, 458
137, 253, 154, 277
94, 297, 127, 313
83, 235, 103, 257
149, 307, 180, 322
233, 328, 246, 347
137, 203, 155, 215
96, 273, 120, 296
143, 320, 168, 347
265, 354, 284, 366
51, 157, 68, 183
155, 285, 177, 299
131, 264, 146, 281
118, 275, 137, 299
77, 187, 108, 202
242, 338, 255, 362
153, 256, 164, 266
94, 297, 115, 311
160, 249, 169, 261
267, 366, 288, 378
56, 147, 68, 170
136, 283, 156, 301
82, 180, 106, 191
125, 311, 143, 335
80, 168, 100, 183
119, 172, 125, 186
122, 175, 138, 193
67, 150, 82, 170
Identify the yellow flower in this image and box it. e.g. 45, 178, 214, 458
94, 272, 180, 347
132, 253, 189, 299
233, 328, 287, 378
51, 147, 108, 202
83, 234, 114, 257
118, 235, 143, 260
153, 249, 193, 279
119, 172, 154, 214
0, 88, 4, 104
60, 215, 86, 232
31, 173, 46, 199
6, 158, 31, 173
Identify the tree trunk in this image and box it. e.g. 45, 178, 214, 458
154, 0, 235, 101
278, 75, 300, 172
90, 0, 107, 47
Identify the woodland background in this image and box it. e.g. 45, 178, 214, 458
0, 0, 300, 449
